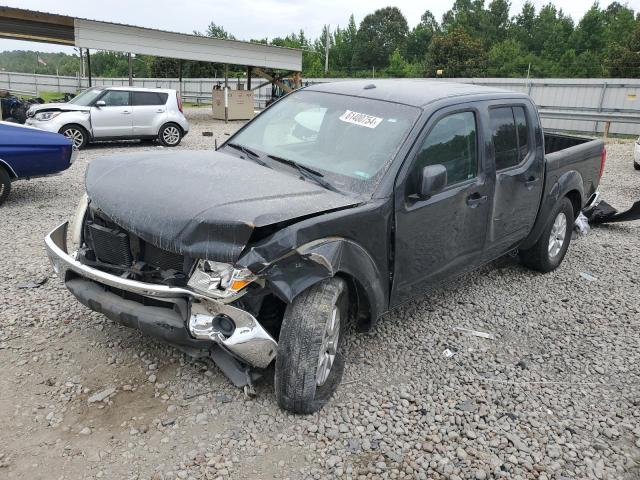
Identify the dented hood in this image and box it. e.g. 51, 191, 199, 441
29, 102, 91, 113
85, 150, 359, 263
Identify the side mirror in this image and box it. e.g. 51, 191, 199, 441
95, 100, 106, 107
418, 164, 447, 199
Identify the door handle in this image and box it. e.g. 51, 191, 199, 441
121, 110, 131, 114
466, 192, 488, 208
156, 109, 165, 113
524, 176, 539, 189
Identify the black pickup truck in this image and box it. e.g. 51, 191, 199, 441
45, 80, 605, 413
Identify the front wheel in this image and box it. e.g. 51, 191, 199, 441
60, 125, 88, 150
520, 197, 574, 273
158, 123, 183, 147
275, 277, 348, 414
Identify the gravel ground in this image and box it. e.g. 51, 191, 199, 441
1, 108, 639, 480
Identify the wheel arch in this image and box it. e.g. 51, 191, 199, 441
0, 158, 18, 179
254, 238, 385, 332
59, 123, 91, 140
520, 170, 583, 250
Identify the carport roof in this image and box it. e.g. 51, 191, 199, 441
0, 7, 302, 71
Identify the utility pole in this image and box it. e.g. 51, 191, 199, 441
324, 25, 330, 75
128, 53, 133, 86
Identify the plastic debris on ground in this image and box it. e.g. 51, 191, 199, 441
584, 199, 640, 224
580, 272, 597, 282
574, 212, 590, 237
453, 326, 496, 340
442, 348, 457, 358
16, 277, 48, 289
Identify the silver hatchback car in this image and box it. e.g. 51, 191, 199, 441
26, 86, 189, 149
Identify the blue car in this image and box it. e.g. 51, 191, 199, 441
0, 121, 76, 205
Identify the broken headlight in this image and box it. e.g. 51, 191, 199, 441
187, 260, 257, 299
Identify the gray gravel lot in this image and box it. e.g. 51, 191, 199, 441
1, 108, 639, 480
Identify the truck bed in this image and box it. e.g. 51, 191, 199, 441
543, 132, 604, 209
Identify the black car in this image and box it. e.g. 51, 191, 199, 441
46, 80, 605, 413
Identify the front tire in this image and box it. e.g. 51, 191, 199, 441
158, 123, 183, 147
60, 125, 88, 150
634, 161, 640, 171
275, 277, 348, 414
0, 167, 11, 206
520, 197, 574, 273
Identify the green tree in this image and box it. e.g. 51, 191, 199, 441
425, 27, 487, 77
406, 10, 439, 62
353, 7, 409, 69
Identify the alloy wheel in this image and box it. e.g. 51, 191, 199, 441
316, 306, 341, 386
63, 128, 84, 149
162, 126, 180, 145
548, 212, 567, 258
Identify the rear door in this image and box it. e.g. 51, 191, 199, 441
391, 104, 493, 306
90, 90, 132, 138
484, 102, 544, 257
131, 91, 168, 136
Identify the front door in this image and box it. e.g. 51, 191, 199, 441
484, 103, 545, 257
91, 90, 133, 138
391, 105, 493, 306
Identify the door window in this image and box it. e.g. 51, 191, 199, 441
132, 91, 168, 106
490, 106, 530, 170
99, 91, 130, 107
414, 111, 477, 186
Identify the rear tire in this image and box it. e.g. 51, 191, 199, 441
275, 277, 348, 414
60, 124, 88, 150
634, 161, 640, 171
0, 167, 12, 206
158, 123, 183, 147
520, 197, 574, 273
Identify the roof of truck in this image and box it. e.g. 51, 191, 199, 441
305, 79, 526, 107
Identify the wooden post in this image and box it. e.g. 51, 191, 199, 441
603, 121, 610, 140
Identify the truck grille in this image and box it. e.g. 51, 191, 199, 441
88, 222, 133, 266
144, 242, 184, 272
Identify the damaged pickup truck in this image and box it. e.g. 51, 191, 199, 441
45, 80, 605, 413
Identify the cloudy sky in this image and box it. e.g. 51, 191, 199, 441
3, 0, 640, 53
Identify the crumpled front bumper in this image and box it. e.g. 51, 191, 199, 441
44, 221, 277, 369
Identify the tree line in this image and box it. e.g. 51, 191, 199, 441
1, 1, 639, 79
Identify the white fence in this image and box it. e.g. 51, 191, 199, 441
2, 71, 640, 135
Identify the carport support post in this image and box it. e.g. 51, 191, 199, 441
246, 66, 251, 90
86, 48, 92, 87
128, 53, 133, 86
224, 64, 229, 124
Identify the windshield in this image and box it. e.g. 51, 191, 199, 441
230, 90, 420, 194
68, 88, 103, 106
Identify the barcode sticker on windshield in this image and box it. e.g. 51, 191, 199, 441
339, 110, 383, 129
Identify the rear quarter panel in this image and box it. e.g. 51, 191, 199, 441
519, 136, 603, 250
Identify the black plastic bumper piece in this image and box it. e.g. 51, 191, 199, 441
65, 277, 211, 357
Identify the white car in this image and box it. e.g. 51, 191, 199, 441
635, 137, 640, 170
25, 87, 189, 149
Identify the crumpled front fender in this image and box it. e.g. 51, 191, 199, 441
240, 237, 386, 329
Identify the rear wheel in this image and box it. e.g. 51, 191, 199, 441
520, 197, 574, 273
158, 123, 183, 147
275, 277, 348, 414
634, 161, 640, 171
0, 167, 12, 206
60, 125, 88, 150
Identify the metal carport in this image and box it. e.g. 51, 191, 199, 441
0, 6, 303, 115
